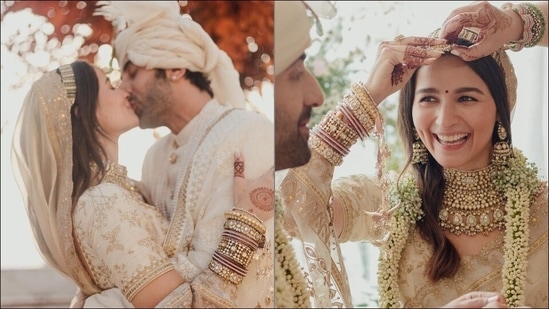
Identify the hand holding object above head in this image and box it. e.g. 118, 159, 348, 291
439, 1, 547, 61
363, 35, 447, 105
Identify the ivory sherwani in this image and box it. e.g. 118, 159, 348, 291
141, 99, 274, 307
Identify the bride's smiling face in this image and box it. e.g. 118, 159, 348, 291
94, 67, 139, 137
412, 55, 496, 171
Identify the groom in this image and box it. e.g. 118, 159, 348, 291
75, 1, 275, 307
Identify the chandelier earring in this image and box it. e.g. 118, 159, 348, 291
492, 121, 512, 165
412, 128, 429, 165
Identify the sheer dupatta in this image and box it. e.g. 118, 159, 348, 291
11, 65, 100, 296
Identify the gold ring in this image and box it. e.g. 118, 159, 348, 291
458, 27, 479, 44
393, 34, 405, 42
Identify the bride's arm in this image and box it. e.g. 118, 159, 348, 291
281, 36, 446, 241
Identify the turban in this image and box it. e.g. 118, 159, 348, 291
95, 1, 245, 108
274, 1, 337, 76
274, 1, 313, 76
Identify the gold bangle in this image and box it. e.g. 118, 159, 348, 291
502, 2, 547, 50
313, 110, 359, 153
309, 133, 344, 166
232, 207, 263, 225
217, 237, 255, 266
351, 82, 381, 120
341, 93, 376, 134
208, 259, 244, 285
225, 209, 266, 235
349, 82, 383, 134
224, 219, 265, 248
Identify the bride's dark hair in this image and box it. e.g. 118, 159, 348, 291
64, 61, 106, 206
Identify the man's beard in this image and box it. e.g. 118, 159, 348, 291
275, 131, 311, 170
275, 108, 313, 170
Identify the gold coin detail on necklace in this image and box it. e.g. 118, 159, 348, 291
440, 165, 506, 236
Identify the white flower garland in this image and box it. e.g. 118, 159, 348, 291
378, 149, 541, 308
274, 198, 311, 308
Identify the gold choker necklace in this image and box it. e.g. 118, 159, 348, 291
439, 165, 506, 236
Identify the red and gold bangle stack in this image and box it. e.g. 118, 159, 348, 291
502, 2, 546, 51
310, 82, 382, 166
349, 82, 382, 134
310, 110, 358, 166
208, 208, 266, 285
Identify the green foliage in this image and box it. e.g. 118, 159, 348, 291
306, 18, 366, 126
305, 15, 406, 173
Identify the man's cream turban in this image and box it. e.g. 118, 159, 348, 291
274, 1, 313, 76
274, 1, 336, 76
95, 1, 245, 108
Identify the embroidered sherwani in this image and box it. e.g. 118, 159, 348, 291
141, 99, 274, 307
279, 150, 548, 307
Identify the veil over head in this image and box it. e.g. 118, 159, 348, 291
95, 1, 245, 108
11, 64, 101, 295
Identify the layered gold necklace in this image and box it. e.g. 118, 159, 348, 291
440, 165, 506, 236
378, 149, 542, 308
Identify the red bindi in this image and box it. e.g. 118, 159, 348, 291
445, 90, 449, 93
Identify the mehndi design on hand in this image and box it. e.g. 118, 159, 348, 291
249, 187, 274, 212
234, 158, 245, 178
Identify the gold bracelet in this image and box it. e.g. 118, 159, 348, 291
309, 133, 344, 166
502, 2, 547, 50
208, 259, 244, 285
224, 219, 265, 248
217, 236, 255, 267
351, 82, 381, 120
225, 209, 266, 235
313, 110, 359, 153
349, 82, 383, 134
341, 93, 376, 135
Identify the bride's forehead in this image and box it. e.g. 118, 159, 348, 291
419, 55, 470, 75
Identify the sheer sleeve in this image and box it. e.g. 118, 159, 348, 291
333, 173, 385, 243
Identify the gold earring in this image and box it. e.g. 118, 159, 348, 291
492, 121, 512, 165
412, 128, 429, 165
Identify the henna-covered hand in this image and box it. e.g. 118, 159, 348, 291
364, 36, 446, 104
233, 151, 274, 222
439, 1, 520, 61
